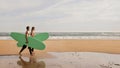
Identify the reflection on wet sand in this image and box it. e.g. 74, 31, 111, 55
1, 52, 120, 68
17, 56, 45, 68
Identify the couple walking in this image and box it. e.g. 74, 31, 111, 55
19, 26, 35, 56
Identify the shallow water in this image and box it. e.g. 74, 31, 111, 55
0, 52, 120, 68
1, 32, 120, 40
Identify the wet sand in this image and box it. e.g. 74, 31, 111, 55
0, 52, 120, 68
0, 39, 120, 55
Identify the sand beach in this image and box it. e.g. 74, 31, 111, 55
1, 39, 120, 55
0, 39, 120, 68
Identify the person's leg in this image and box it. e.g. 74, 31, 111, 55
31, 48, 35, 55
28, 47, 32, 56
19, 45, 27, 55
31, 48, 34, 52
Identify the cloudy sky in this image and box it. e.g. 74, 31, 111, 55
0, 0, 120, 32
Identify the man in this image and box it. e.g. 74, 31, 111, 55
19, 26, 33, 56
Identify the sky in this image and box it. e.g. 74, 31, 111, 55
0, 0, 120, 32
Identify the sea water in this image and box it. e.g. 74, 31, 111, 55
0, 32, 120, 40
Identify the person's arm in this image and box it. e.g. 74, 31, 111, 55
25, 31, 28, 43
31, 31, 35, 37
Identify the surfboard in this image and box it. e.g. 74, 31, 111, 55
10, 32, 47, 50
10, 32, 26, 47
28, 37, 45, 50
34, 33, 49, 41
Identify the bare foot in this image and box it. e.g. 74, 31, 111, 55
30, 53, 35, 56
19, 55, 21, 59
32, 52, 35, 55
19, 52, 22, 56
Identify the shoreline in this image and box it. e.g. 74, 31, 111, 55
1, 36, 120, 40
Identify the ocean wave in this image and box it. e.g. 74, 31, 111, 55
0, 36, 120, 40
0, 32, 120, 40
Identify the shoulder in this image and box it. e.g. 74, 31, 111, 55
25, 31, 27, 34
25, 31, 30, 35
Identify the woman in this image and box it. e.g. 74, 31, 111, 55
30, 27, 35, 54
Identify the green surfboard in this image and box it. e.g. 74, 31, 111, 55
10, 32, 49, 50
28, 37, 45, 50
34, 33, 49, 41
10, 32, 26, 47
